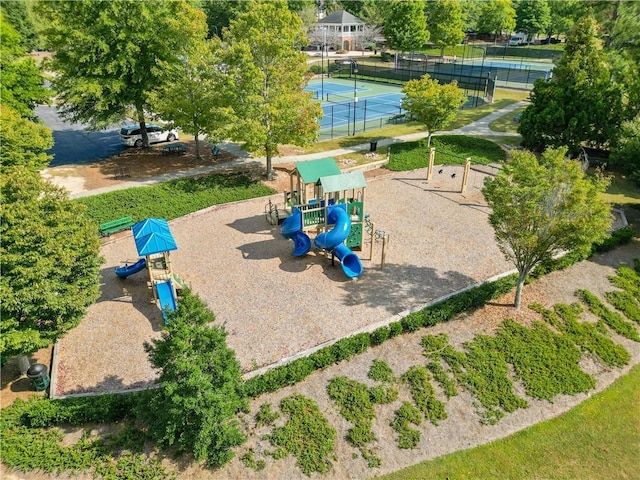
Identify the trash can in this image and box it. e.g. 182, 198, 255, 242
26, 363, 50, 392
369, 140, 378, 152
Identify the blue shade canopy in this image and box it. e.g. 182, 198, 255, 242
132, 218, 177, 256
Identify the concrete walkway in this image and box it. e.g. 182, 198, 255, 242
69, 101, 526, 199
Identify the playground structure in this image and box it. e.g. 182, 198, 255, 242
115, 218, 183, 323
275, 158, 367, 279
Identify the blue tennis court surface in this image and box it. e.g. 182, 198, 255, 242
463, 59, 554, 71
319, 93, 405, 129
306, 81, 366, 99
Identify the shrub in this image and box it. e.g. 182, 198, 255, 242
326, 376, 380, 467
390, 402, 422, 449
401, 366, 447, 426
368, 359, 396, 383
371, 326, 390, 345
255, 403, 279, 428
269, 394, 336, 476
578, 289, 640, 341
426, 361, 458, 398
138, 290, 247, 468
532, 302, 630, 368
497, 319, 596, 399
20, 393, 139, 428
605, 290, 640, 324
369, 384, 399, 404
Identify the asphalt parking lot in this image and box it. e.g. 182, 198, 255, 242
36, 105, 125, 167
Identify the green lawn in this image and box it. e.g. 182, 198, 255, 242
488, 105, 527, 133
373, 364, 640, 480
603, 173, 640, 206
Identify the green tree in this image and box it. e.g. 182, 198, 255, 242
401, 74, 466, 146
460, 0, 484, 33
200, 0, 249, 38
150, 38, 233, 159
383, 0, 429, 53
40, 0, 205, 147
545, 0, 578, 40
519, 15, 624, 155
482, 147, 611, 309
478, 0, 517, 42
426, 0, 466, 58
0, 168, 102, 357
610, 116, 640, 185
515, 0, 551, 39
1, 0, 38, 51
0, 14, 49, 120
224, 0, 323, 180
140, 290, 247, 468
0, 107, 53, 173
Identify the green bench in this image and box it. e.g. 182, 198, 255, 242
99, 216, 134, 236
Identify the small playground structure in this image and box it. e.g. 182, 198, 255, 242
274, 158, 367, 279
115, 218, 183, 323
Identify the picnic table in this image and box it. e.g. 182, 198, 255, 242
161, 142, 187, 155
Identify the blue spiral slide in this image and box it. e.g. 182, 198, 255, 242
314, 205, 363, 279
281, 208, 312, 256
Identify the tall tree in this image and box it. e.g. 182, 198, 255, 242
426, 0, 466, 58
40, 0, 205, 147
150, 38, 233, 159
224, 0, 323, 180
401, 74, 466, 146
200, 0, 250, 38
0, 168, 102, 357
0, 14, 49, 120
460, 0, 484, 33
478, 0, 517, 42
545, 0, 578, 40
515, 0, 551, 39
482, 147, 611, 309
139, 290, 247, 468
0, 107, 52, 174
1, 0, 38, 51
383, 0, 429, 53
519, 15, 624, 155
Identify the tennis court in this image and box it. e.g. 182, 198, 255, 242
306, 79, 406, 138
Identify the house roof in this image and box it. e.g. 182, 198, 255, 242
317, 9, 363, 25
320, 171, 367, 193
132, 218, 177, 256
295, 158, 341, 185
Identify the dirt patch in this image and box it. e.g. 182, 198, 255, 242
41, 139, 238, 195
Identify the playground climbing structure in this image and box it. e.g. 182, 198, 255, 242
115, 218, 184, 323
278, 158, 367, 278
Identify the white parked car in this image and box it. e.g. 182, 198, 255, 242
119, 123, 179, 147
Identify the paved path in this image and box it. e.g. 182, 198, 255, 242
69, 101, 526, 199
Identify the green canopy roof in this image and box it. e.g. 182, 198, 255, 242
295, 158, 341, 184
320, 171, 367, 193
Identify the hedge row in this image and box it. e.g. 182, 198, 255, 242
19, 391, 144, 428
243, 274, 517, 398
530, 226, 634, 280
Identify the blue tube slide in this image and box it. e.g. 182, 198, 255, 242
155, 279, 177, 323
334, 243, 364, 279
281, 207, 311, 256
115, 257, 147, 278
315, 205, 363, 278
